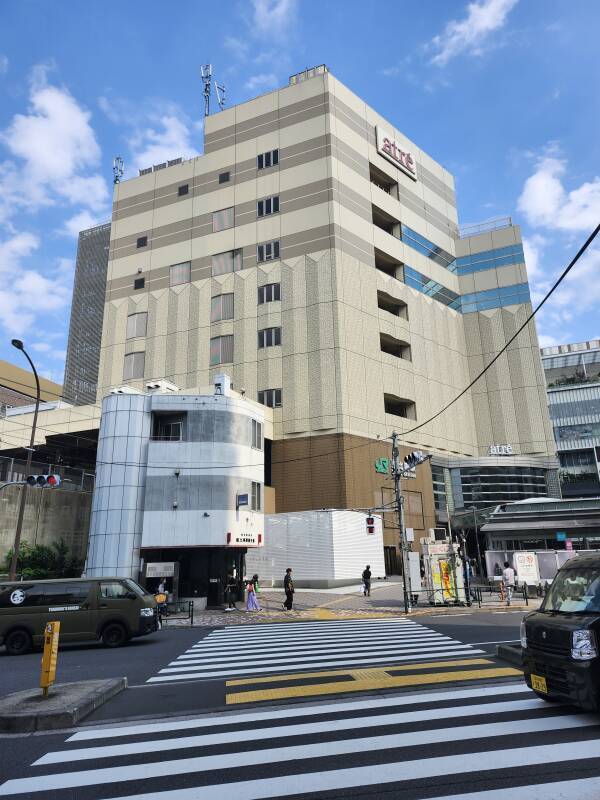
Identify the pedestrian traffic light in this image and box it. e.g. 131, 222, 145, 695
25, 474, 61, 488
366, 515, 375, 534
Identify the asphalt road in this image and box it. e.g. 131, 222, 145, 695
0, 610, 525, 725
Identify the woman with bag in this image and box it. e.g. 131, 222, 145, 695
246, 574, 261, 611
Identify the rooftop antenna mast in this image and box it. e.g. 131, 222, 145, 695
201, 64, 212, 116
112, 156, 124, 184
215, 81, 226, 111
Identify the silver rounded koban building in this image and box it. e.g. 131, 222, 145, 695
85, 374, 265, 599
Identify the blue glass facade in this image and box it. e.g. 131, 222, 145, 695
459, 283, 530, 314
400, 225, 456, 272
455, 244, 524, 275
403, 266, 530, 315
403, 266, 461, 309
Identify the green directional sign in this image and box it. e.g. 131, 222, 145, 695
375, 457, 390, 475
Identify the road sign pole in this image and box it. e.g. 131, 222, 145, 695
40, 620, 60, 697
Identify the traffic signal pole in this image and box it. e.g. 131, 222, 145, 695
392, 431, 412, 614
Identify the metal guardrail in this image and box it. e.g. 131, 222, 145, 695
458, 216, 512, 238
158, 601, 194, 626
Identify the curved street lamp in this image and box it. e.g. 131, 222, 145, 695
8, 339, 41, 581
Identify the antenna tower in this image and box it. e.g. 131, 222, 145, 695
201, 64, 212, 116
113, 156, 124, 184
215, 81, 226, 111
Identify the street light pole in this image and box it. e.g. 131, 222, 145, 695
8, 340, 41, 581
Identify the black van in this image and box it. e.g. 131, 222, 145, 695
522, 554, 600, 710
0, 577, 158, 655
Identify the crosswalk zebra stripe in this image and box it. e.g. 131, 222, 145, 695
173, 637, 457, 665
185, 631, 449, 652
150, 646, 485, 681
35, 696, 545, 765
3, 716, 599, 796
206, 617, 412, 634
67, 682, 529, 741
413, 778, 600, 800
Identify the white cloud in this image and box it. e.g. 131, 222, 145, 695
0, 233, 72, 336
538, 334, 562, 349
251, 0, 296, 36
244, 73, 279, 92
518, 154, 600, 232
430, 0, 518, 66
522, 233, 546, 281
224, 36, 249, 61
129, 114, 199, 174
0, 55, 8, 75
60, 209, 105, 238
0, 67, 109, 226
31, 341, 52, 353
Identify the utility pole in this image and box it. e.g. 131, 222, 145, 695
391, 431, 411, 614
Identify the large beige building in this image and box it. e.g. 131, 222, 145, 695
4, 66, 556, 569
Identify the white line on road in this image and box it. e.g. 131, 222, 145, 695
4, 716, 596, 795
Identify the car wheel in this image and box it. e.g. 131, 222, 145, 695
101, 623, 128, 648
5, 629, 33, 656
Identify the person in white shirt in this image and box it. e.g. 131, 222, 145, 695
502, 561, 515, 606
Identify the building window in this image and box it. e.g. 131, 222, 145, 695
257, 196, 280, 217
251, 419, 263, 450
257, 149, 279, 170
210, 335, 234, 366
258, 283, 281, 304
257, 241, 280, 263
258, 388, 282, 408
219, 171, 230, 184
258, 327, 281, 349
211, 249, 243, 277
152, 412, 186, 442
169, 261, 191, 287
377, 291, 408, 319
137, 236, 148, 248
384, 393, 416, 420
133, 277, 145, 290
251, 481, 262, 511
212, 207, 234, 233
126, 312, 148, 339
123, 352, 145, 380
380, 333, 411, 361
211, 293, 234, 322
178, 184, 189, 197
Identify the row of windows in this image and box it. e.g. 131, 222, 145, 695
549, 397, 600, 420
403, 266, 461, 310
459, 282, 531, 314
133, 245, 283, 291
400, 225, 456, 272
127, 284, 282, 340
257, 149, 279, 170
555, 422, 600, 441
455, 244, 525, 275
207, 327, 282, 367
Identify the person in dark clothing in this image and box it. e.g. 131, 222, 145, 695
283, 568, 294, 610
362, 565, 372, 597
224, 572, 237, 612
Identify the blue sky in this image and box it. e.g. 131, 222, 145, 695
0, 0, 599, 385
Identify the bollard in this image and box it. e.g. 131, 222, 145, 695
524, 582, 529, 606
190, 600, 194, 626
40, 620, 60, 698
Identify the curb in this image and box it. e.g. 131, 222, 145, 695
0, 677, 127, 733
496, 643, 523, 667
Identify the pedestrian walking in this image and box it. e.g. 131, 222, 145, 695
283, 567, 294, 611
246, 574, 261, 611
362, 565, 372, 597
224, 571, 237, 612
158, 579, 166, 594
502, 560, 515, 606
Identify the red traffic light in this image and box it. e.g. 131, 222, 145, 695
25, 474, 61, 488
366, 516, 375, 534
46, 474, 61, 487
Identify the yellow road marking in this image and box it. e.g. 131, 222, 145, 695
226, 658, 493, 687
226, 666, 522, 705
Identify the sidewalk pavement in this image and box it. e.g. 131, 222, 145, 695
162, 579, 542, 628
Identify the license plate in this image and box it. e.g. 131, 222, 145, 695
531, 674, 548, 693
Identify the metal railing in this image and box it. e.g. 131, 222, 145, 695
0, 456, 94, 491
458, 216, 512, 238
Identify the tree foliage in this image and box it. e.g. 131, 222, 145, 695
4, 539, 83, 579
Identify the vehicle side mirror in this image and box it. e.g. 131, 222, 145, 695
126, 592, 137, 600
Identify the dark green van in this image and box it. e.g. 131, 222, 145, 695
0, 577, 158, 655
